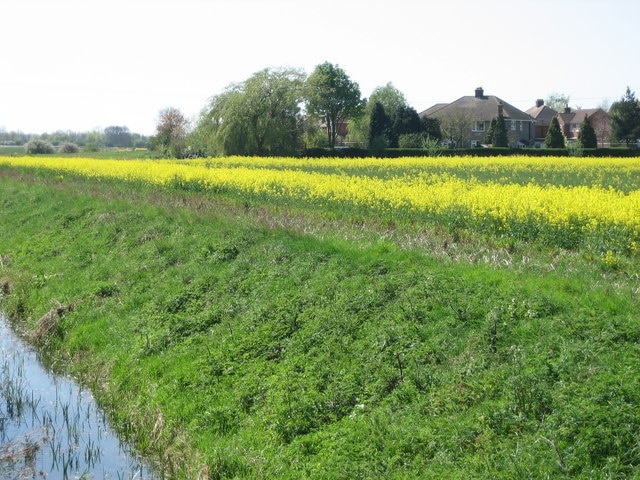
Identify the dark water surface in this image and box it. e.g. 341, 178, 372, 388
0, 314, 161, 479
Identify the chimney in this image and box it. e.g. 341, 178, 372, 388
475, 87, 484, 99
536, 99, 544, 108
563, 107, 571, 114
498, 102, 504, 116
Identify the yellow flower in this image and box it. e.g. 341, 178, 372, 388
1, 155, 639, 248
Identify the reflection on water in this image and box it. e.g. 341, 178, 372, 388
0, 314, 161, 479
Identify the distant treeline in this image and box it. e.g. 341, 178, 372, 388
0, 126, 149, 150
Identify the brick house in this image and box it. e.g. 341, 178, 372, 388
556, 107, 611, 147
527, 99, 612, 147
526, 99, 557, 142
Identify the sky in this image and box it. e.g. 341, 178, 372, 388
2, 0, 639, 136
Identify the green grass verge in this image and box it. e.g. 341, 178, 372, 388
0, 170, 639, 479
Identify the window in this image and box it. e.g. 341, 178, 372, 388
510, 121, 516, 131
472, 121, 485, 132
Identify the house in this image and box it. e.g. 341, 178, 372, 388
526, 99, 557, 142
526, 98, 612, 147
556, 107, 611, 147
419, 87, 535, 147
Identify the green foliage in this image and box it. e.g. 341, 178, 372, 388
368, 102, 389, 147
484, 117, 497, 144
421, 136, 443, 156
360, 84, 421, 148
151, 107, 190, 158
305, 62, 365, 148
367, 82, 408, 118
388, 105, 422, 148
1, 168, 639, 479
25, 139, 54, 154
545, 116, 565, 148
59, 142, 79, 154
578, 114, 598, 148
104, 125, 133, 148
349, 82, 409, 149
566, 141, 584, 157
2, 130, 147, 151
421, 116, 442, 141
192, 68, 306, 156
545, 92, 570, 112
397, 133, 424, 148
397, 133, 443, 152
609, 87, 640, 146
368, 134, 387, 154
491, 114, 508, 147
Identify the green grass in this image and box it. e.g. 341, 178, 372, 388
0, 168, 639, 479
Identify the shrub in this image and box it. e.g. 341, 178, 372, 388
25, 139, 55, 154
60, 142, 79, 154
398, 133, 425, 148
84, 143, 100, 152
369, 134, 387, 154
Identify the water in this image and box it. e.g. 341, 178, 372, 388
0, 314, 162, 479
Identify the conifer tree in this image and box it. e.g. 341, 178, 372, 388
578, 114, 597, 149
545, 116, 565, 148
609, 87, 640, 146
484, 118, 496, 144
368, 101, 389, 149
492, 114, 508, 147
369, 102, 388, 138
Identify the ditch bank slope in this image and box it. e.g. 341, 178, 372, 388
1, 174, 638, 479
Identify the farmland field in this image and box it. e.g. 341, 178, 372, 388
2, 155, 640, 253
0, 155, 639, 478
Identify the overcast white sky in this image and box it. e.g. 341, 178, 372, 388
2, 0, 638, 135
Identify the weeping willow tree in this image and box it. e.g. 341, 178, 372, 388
191, 68, 306, 156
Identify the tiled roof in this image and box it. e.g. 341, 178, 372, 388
526, 104, 557, 124
557, 108, 603, 125
419, 103, 448, 117
422, 95, 533, 121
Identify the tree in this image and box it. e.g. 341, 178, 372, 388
545, 92, 571, 112
368, 83, 408, 119
368, 101, 389, 149
84, 130, 106, 152
578, 114, 597, 148
421, 117, 442, 141
592, 113, 612, 148
350, 82, 410, 147
60, 142, 79, 153
153, 107, 190, 158
25, 139, 54, 154
492, 114, 508, 147
240, 68, 306, 155
104, 126, 133, 148
484, 118, 497, 145
192, 68, 306, 156
609, 87, 640, 146
192, 89, 244, 156
388, 106, 422, 148
545, 116, 565, 148
439, 110, 472, 147
305, 62, 365, 148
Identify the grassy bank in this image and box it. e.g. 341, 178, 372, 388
1, 167, 639, 478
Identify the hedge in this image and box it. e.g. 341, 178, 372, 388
301, 147, 639, 158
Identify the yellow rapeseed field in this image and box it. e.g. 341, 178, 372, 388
2, 155, 639, 250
